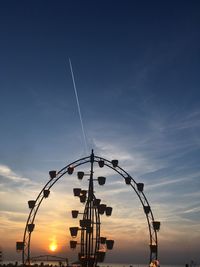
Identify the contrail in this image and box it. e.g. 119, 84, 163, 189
69, 58, 88, 154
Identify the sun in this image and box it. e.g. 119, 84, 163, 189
49, 242, 57, 252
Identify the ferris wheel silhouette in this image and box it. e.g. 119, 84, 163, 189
16, 150, 160, 266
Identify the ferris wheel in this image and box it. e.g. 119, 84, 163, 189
16, 150, 160, 266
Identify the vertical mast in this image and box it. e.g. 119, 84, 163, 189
88, 149, 94, 266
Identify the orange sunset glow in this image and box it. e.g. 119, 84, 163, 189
49, 240, 58, 252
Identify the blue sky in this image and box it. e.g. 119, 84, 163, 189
0, 0, 200, 265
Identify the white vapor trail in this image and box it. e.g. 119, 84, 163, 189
69, 58, 88, 154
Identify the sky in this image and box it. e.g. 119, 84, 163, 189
0, 0, 200, 265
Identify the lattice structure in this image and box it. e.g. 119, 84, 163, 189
69, 150, 114, 267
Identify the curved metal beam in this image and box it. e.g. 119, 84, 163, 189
22, 153, 159, 265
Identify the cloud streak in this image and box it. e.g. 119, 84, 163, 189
0, 164, 36, 184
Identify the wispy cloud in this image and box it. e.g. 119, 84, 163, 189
0, 164, 35, 184
91, 138, 164, 176
182, 205, 200, 214
145, 176, 189, 190
166, 109, 200, 131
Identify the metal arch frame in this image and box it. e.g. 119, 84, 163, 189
22, 153, 159, 265
94, 156, 158, 263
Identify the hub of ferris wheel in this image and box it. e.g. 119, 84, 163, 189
69, 150, 114, 267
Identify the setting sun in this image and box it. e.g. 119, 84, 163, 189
49, 242, 58, 252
